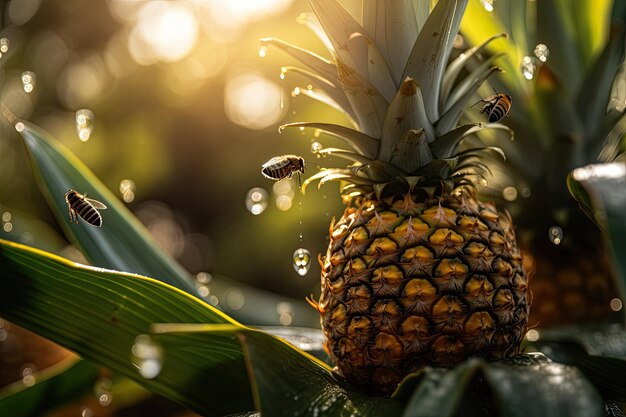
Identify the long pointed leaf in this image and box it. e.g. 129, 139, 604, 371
0, 239, 252, 416
13, 119, 195, 293
280, 122, 379, 159
402, 0, 467, 122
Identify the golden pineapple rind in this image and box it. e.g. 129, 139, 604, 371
318, 190, 529, 395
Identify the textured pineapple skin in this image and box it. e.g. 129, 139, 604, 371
317, 189, 529, 395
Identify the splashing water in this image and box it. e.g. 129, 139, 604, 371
75, 109, 95, 142
293, 248, 311, 276
246, 187, 268, 215
521, 56, 539, 80
21, 71, 36, 93
119, 179, 136, 203
534, 43, 549, 62
548, 226, 563, 245
131, 334, 163, 379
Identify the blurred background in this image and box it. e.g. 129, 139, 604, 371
0, 0, 366, 415
0, 0, 356, 315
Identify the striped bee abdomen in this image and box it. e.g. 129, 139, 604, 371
261, 155, 305, 180
65, 189, 106, 227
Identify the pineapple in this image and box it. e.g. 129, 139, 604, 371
460, 0, 625, 328
265, 0, 529, 394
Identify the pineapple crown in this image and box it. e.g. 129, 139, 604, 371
263, 0, 512, 199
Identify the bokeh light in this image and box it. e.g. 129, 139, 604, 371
225, 72, 286, 129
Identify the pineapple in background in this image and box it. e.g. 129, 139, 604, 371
264, 0, 529, 394
461, 0, 626, 328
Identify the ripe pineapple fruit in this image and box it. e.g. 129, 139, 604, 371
265, 0, 529, 394
460, 0, 626, 328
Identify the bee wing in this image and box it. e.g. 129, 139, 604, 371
262, 156, 286, 168
85, 198, 107, 209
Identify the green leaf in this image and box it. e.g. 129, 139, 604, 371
576, 23, 626, 140
402, 360, 482, 417
0, 358, 100, 417
0, 238, 253, 416
14, 120, 195, 293
238, 328, 403, 417
574, 356, 626, 402
484, 353, 604, 417
568, 162, 626, 296
402, 0, 467, 122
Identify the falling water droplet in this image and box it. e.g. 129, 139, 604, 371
75, 109, 95, 142
94, 377, 113, 406
610, 298, 623, 312
226, 289, 245, 310
293, 248, 311, 276
131, 335, 163, 379
548, 226, 563, 245
119, 179, 136, 203
480, 0, 494, 12
0, 38, 9, 57
521, 56, 539, 80
258, 45, 268, 58
280, 66, 287, 80
277, 301, 293, 325
533, 43, 549, 62
21, 364, 36, 387
21, 71, 36, 93
246, 187, 269, 215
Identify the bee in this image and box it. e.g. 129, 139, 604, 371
473, 91, 512, 123
65, 189, 107, 227
261, 155, 306, 181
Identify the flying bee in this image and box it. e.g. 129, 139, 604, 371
65, 189, 107, 227
472, 91, 512, 123
261, 155, 306, 181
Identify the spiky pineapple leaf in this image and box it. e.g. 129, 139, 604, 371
402, 0, 466, 122
280, 122, 379, 159
0, 357, 100, 417
567, 162, 626, 292
13, 120, 195, 293
0, 239, 253, 416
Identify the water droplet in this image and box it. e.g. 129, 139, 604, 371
21, 71, 36, 93
3, 222, 13, 232
525, 329, 540, 342
246, 187, 268, 215
196, 271, 213, 284
131, 335, 163, 379
2, 212, 11, 222
258, 45, 268, 58
209, 294, 219, 306
610, 298, 623, 312
453, 34, 465, 49
310, 141, 323, 154
119, 179, 136, 203
520, 187, 532, 198
480, 0, 494, 12
276, 195, 293, 211
291, 87, 301, 97
521, 56, 539, 80
94, 377, 113, 406
502, 186, 518, 202
21, 364, 36, 387
226, 289, 245, 310
534, 43, 549, 62
197, 285, 210, 297
0, 38, 9, 55
75, 109, 95, 142
15, 122, 24, 132
548, 226, 563, 245
293, 248, 311, 276
81, 407, 94, 417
